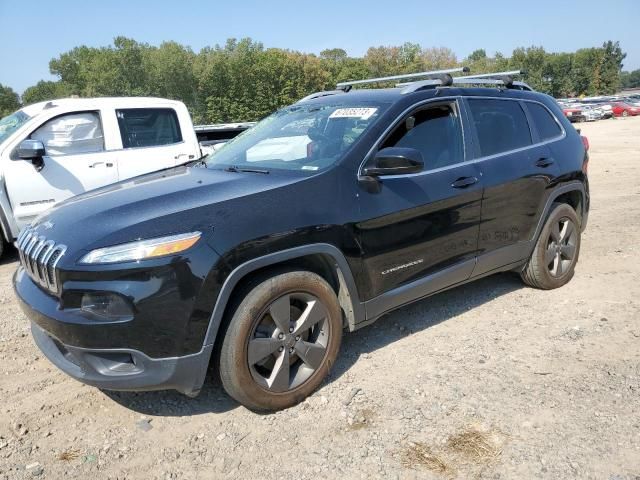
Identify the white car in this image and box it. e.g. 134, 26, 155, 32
580, 105, 604, 121
0, 97, 252, 257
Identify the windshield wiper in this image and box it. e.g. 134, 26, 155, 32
224, 165, 270, 174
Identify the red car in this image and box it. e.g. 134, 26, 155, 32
562, 107, 586, 123
612, 102, 640, 117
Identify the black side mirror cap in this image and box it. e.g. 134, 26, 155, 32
362, 147, 424, 177
17, 139, 45, 160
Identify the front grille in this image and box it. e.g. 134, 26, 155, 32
16, 227, 66, 294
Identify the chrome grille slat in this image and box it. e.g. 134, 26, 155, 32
17, 227, 66, 294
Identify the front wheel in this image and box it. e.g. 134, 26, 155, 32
521, 203, 581, 289
218, 270, 342, 411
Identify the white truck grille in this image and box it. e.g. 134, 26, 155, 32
16, 227, 66, 294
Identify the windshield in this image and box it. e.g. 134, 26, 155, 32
0, 110, 31, 147
205, 103, 388, 172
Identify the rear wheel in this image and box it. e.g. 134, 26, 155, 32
218, 270, 342, 411
521, 203, 581, 290
622, 110, 629, 117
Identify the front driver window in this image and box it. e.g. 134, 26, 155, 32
30, 112, 105, 156
380, 103, 463, 171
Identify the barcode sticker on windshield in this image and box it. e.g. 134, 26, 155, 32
329, 108, 378, 120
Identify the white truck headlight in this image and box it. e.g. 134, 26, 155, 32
79, 232, 201, 264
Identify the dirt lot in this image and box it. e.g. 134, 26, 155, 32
1, 117, 639, 480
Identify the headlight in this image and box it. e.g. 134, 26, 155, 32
79, 232, 201, 264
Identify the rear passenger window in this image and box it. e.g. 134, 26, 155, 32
381, 103, 463, 171
116, 108, 182, 149
467, 99, 532, 157
526, 103, 562, 141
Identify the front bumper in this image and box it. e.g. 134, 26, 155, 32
13, 252, 221, 396
30, 321, 211, 396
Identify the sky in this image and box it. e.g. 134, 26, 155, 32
1, 0, 639, 94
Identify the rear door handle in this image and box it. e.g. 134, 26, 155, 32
451, 176, 478, 189
536, 157, 555, 168
89, 162, 114, 168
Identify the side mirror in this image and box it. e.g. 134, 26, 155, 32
17, 139, 45, 160
362, 147, 424, 177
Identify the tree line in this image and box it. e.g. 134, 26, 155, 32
0, 38, 629, 122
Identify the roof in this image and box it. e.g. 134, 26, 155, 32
21, 97, 186, 117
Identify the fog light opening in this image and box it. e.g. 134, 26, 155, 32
80, 292, 134, 322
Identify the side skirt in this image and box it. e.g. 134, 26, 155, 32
355, 254, 527, 330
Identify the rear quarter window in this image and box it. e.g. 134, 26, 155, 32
467, 99, 532, 157
526, 103, 563, 141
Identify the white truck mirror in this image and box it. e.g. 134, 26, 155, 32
17, 139, 45, 160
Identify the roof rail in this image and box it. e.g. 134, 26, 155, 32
336, 67, 469, 90
454, 70, 526, 86
400, 70, 533, 93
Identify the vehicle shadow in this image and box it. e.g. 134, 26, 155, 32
103, 272, 523, 417
101, 381, 238, 416
329, 273, 523, 381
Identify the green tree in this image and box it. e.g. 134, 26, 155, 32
598, 41, 626, 93
621, 69, 640, 89
144, 41, 197, 109
21, 80, 73, 105
0, 84, 21, 116
16, 36, 629, 123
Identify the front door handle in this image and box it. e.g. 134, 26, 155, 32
89, 162, 114, 168
536, 157, 555, 168
451, 176, 478, 189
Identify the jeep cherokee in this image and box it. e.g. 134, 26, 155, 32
14, 69, 590, 411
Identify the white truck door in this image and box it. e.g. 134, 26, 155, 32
114, 107, 196, 179
4, 111, 118, 227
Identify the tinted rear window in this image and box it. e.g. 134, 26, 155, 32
116, 108, 182, 148
527, 103, 562, 141
467, 99, 532, 157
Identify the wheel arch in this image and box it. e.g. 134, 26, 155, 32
202, 244, 364, 350
531, 181, 587, 251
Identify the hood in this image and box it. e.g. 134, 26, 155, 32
29, 165, 303, 257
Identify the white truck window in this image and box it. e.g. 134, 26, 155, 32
116, 108, 182, 149
30, 112, 105, 156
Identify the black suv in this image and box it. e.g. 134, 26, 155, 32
14, 69, 589, 411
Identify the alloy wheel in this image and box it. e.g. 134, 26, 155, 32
247, 292, 329, 393
546, 217, 577, 277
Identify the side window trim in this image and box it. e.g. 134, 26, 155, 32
520, 100, 542, 144
359, 96, 466, 176
25, 110, 106, 158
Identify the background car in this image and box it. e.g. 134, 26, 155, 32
612, 102, 640, 117
559, 104, 587, 123
581, 105, 604, 121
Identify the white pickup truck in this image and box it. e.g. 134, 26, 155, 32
0, 97, 253, 257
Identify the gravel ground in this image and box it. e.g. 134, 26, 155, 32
1, 117, 639, 480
